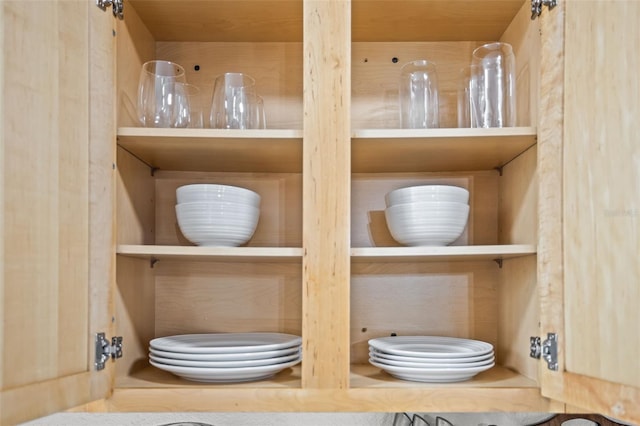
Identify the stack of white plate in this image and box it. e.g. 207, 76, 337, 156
149, 332, 302, 383
368, 336, 495, 383
384, 185, 470, 246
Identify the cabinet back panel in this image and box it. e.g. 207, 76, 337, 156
156, 42, 303, 129
352, 2, 540, 131
154, 171, 302, 247
352, 172, 498, 247
351, 261, 498, 364
154, 261, 302, 337
145, 39, 537, 131
352, 42, 485, 129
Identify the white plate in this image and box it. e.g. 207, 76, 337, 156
369, 358, 494, 383
369, 348, 494, 364
370, 352, 495, 369
149, 350, 301, 368
150, 345, 301, 361
150, 357, 301, 383
150, 333, 302, 354
368, 336, 493, 359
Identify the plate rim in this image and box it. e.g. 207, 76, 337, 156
368, 336, 493, 358
149, 345, 302, 361
149, 356, 301, 381
149, 332, 302, 354
369, 348, 494, 363
369, 357, 495, 375
149, 351, 301, 368
369, 353, 495, 369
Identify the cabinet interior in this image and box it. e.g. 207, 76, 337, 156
112, 0, 549, 410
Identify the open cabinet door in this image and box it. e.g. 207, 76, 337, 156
0, 1, 116, 424
538, 0, 640, 423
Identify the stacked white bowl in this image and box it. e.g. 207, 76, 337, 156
384, 185, 470, 246
175, 184, 260, 247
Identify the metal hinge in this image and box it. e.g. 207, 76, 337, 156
530, 333, 558, 371
531, 0, 558, 20
96, 0, 124, 20
95, 332, 123, 371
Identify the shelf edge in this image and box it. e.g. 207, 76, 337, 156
117, 245, 304, 262
352, 127, 537, 140
351, 244, 537, 262
117, 127, 303, 140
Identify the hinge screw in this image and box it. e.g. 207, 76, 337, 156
531, 0, 558, 20
96, 0, 124, 20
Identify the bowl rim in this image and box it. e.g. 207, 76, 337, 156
176, 184, 261, 204
385, 185, 470, 206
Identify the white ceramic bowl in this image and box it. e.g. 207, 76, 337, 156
176, 201, 260, 247
385, 185, 469, 207
176, 184, 261, 207
385, 201, 469, 246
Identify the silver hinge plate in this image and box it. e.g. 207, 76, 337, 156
96, 0, 124, 20
531, 0, 558, 20
95, 332, 123, 371
530, 333, 558, 371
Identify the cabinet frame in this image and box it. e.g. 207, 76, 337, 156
3, 0, 639, 424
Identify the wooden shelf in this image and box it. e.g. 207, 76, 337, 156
117, 245, 534, 264
350, 363, 539, 389
117, 127, 535, 174
127, 0, 525, 43
109, 364, 551, 412
117, 245, 303, 263
116, 363, 302, 389
117, 127, 303, 173
352, 127, 537, 173
351, 244, 536, 263
116, 363, 535, 390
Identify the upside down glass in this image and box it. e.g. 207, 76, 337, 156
173, 83, 202, 128
399, 60, 440, 129
471, 42, 516, 128
210, 73, 257, 129
137, 60, 187, 127
249, 94, 266, 129
457, 65, 481, 128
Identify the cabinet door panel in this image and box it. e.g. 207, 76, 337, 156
0, 1, 114, 424
539, 1, 640, 422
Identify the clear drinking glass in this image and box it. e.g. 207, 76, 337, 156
137, 60, 187, 127
471, 42, 516, 128
209, 73, 257, 129
249, 94, 267, 129
173, 83, 201, 128
399, 60, 440, 129
457, 65, 481, 128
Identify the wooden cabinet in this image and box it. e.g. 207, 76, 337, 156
1, 0, 638, 424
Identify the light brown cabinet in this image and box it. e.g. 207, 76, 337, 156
1, 0, 638, 425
